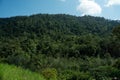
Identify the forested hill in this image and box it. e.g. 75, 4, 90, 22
0, 14, 120, 62
0, 14, 119, 37
0, 14, 120, 80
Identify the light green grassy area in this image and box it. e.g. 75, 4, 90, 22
0, 63, 45, 80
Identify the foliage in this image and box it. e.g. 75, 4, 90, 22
113, 58, 120, 69
42, 68, 57, 80
0, 14, 120, 80
0, 63, 45, 80
60, 70, 91, 80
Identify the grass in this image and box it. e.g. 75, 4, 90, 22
0, 63, 45, 80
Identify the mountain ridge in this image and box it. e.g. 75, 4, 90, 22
0, 14, 120, 38
0, 13, 120, 80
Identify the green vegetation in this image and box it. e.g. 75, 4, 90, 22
0, 63, 45, 80
0, 14, 120, 80
42, 68, 57, 80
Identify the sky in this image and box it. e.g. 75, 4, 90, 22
0, 0, 120, 20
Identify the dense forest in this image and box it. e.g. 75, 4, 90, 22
0, 14, 120, 80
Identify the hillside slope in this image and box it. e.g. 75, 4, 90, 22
0, 14, 120, 76
0, 14, 119, 37
0, 14, 120, 80
0, 63, 45, 80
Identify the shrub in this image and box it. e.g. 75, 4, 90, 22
42, 68, 57, 80
113, 58, 120, 69
90, 66, 120, 79
60, 70, 90, 80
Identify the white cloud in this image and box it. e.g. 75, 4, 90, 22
77, 0, 102, 16
105, 0, 120, 7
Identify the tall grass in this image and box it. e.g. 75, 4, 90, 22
0, 63, 45, 80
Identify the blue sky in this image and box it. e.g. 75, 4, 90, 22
0, 0, 120, 20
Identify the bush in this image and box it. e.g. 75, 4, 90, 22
90, 66, 120, 79
60, 70, 91, 80
42, 68, 57, 80
113, 58, 120, 69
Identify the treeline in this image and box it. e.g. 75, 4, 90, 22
0, 14, 119, 58
0, 14, 120, 79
